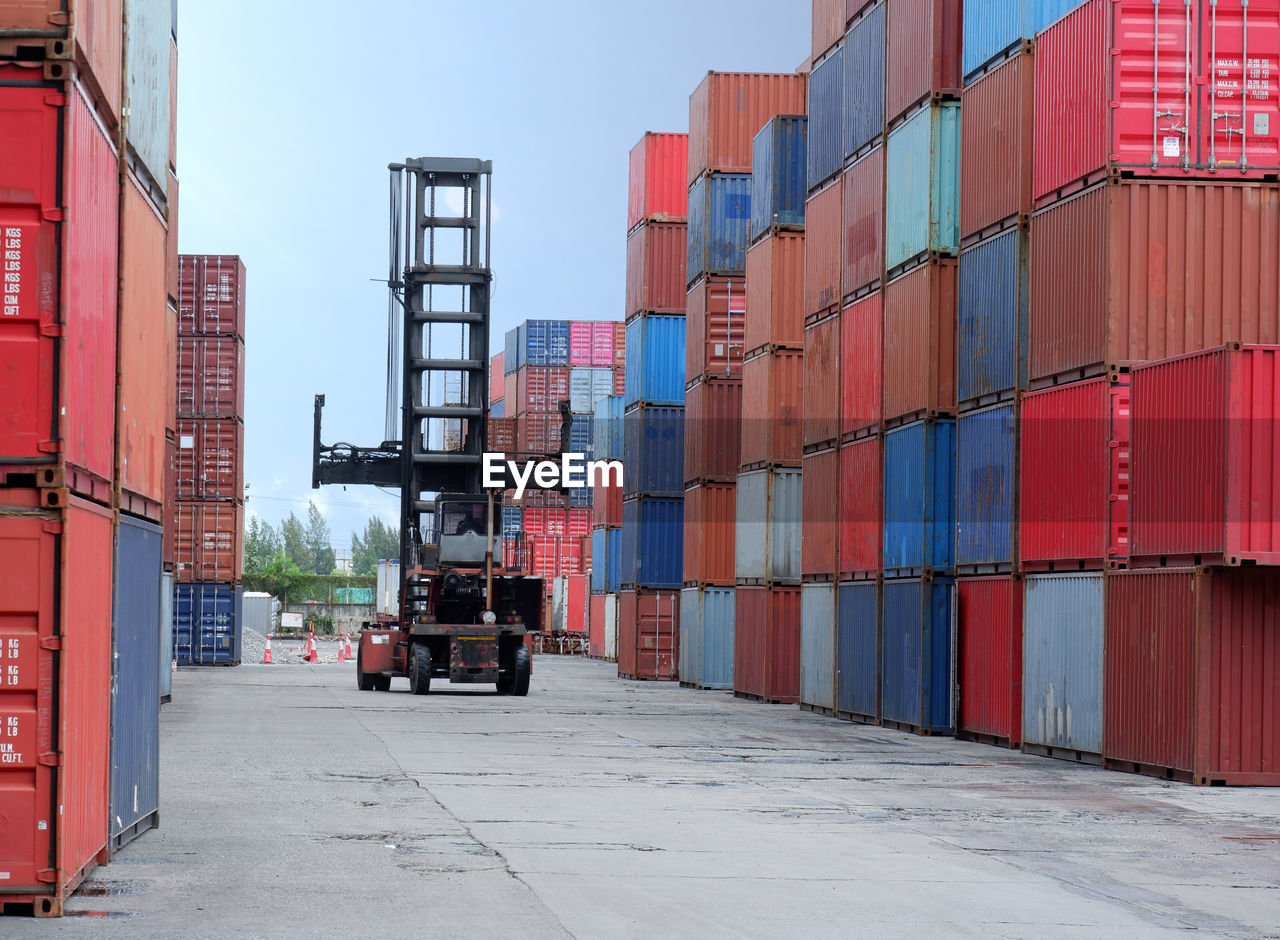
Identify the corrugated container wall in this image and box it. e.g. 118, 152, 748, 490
883, 419, 956, 576
490, 352, 505, 404
844, 3, 886, 160
744, 232, 806, 353
739, 349, 804, 466
176, 335, 245, 419
885, 103, 960, 273
841, 145, 884, 299
626, 221, 688, 316
628, 132, 689, 232
683, 483, 736, 585
569, 367, 614, 415
803, 315, 841, 446
955, 403, 1018, 571
0, 1, 124, 121
622, 404, 685, 498
800, 582, 837, 711
177, 255, 246, 337
959, 51, 1033, 241
751, 116, 808, 238
884, 0, 963, 124
687, 173, 752, 284
802, 447, 839, 578
735, 467, 803, 583
690, 586, 736, 689
683, 377, 742, 484
961, 0, 1077, 80
624, 315, 685, 407
620, 497, 684, 589
880, 577, 955, 733
957, 574, 1023, 746
840, 293, 883, 440
125, 0, 172, 194
805, 178, 843, 319
807, 46, 844, 192
516, 319, 570, 368
957, 227, 1028, 408
687, 72, 809, 185
174, 502, 243, 583
882, 258, 957, 424
813, 0, 846, 59
685, 274, 746, 382
839, 436, 883, 578
175, 419, 243, 501
617, 589, 679, 680
733, 585, 802, 703
837, 579, 880, 719
173, 583, 242, 666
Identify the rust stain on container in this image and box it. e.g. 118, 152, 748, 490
842, 145, 884, 300
744, 230, 806, 354
882, 258, 957, 425
804, 314, 841, 447
802, 447, 840, 578
960, 50, 1034, 242
688, 72, 809, 186
805, 178, 843, 319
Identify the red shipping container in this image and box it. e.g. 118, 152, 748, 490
0, 3, 123, 123
1106, 567, 1280, 785
176, 334, 244, 421
1035, 0, 1280, 205
612, 367, 625, 396
503, 371, 517, 411
1020, 377, 1130, 568
802, 447, 839, 578
884, 0, 963, 126
1030, 180, 1280, 387
593, 484, 623, 528
627, 132, 689, 232
688, 72, 809, 185
516, 412, 562, 456
882, 258, 956, 426
1130, 345, 1280, 566
740, 348, 804, 467
0, 493, 114, 916
683, 376, 743, 484
842, 145, 884, 301
0, 82, 118, 502
805, 178, 843, 320
490, 352, 505, 404
487, 416, 515, 453
175, 418, 243, 502
177, 254, 246, 337
566, 508, 592, 537
522, 508, 566, 536
626, 221, 688, 317
617, 588, 680, 680
839, 436, 883, 578
841, 293, 883, 440
514, 365, 569, 415
733, 585, 801, 703
803, 314, 841, 447
589, 592, 606, 658
516, 487, 567, 509
613, 322, 627, 369
744, 230, 805, 354
174, 501, 243, 583
685, 274, 746, 382
530, 535, 585, 577
960, 51, 1034, 243
956, 575, 1023, 748
682, 482, 737, 585
813, 0, 845, 59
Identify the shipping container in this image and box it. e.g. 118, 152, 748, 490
1106, 567, 1280, 785
613, 322, 627, 369
735, 467, 803, 583
624, 315, 685, 407
620, 496, 684, 589
566, 413, 593, 459
844, 3, 887, 160
1022, 571, 1104, 760
683, 377, 742, 484
679, 586, 735, 689
487, 416, 515, 453
800, 582, 837, 711
174, 419, 243, 502
173, 582, 242, 666
685, 274, 746, 382
682, 482, 737, 586
491, 398, 505, 420
125, 0, 171, 194
1035, 0, 1280, 203
883, 258, 957, 425
591, 528, 610, 594
626, 221, 688, 317
740, 348, 804, 466
617, 588, 679, 680
803, 314, 841, 446
960, 53, 1034, 248
840, 293, 883, 440
687, 173, 752, 284
376, 560, 400, 617
885, 103, 961, 273
163, 434, 176, 569
961, 0, 1076, 80
622, 403, 685, 498
490, 351, 505, 403
808, 45, 844, 192
1020, 377, 1129, 569
841, 145, 884, 299
160, 572, 174, 699
1129, 345, 1280, 566
522, 508, 566, 536
955, 403, 1018, 572
880, 576, 955, 734
504, 325, 521, 372
884, 0, 963, 124
733, 585, 801, 703
802, 447, 839, 578
804, 178, 843, 319
688, 72, 809, 185
514, 365, 569, 415
590, 592, 606, 657
628, 132, 689, 232
956, 574, 1023, 747
602, 592, 619, 660
516, 412, 563, 456
593, 480, 623, 529
751, 116, 808, 239
176, 334, 245, 421
1030, 180, 1280, 386
110, 514, 161, 854
839, 436, 884, 579
568, 366, 614, 414
528, 535, 587, 577
509, 320, 570, 368
957, 228, 1028, 408
883, 418, 956, 577
593, 394, 625, 461
177, 255, 246, 337
744, 232, 805, 354
0, 494, 113, 915
813, 0, 846, 59
174, 501, 243, 583
551, 574, 589, 633
836, 579, 880, 720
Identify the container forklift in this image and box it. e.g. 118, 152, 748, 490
312, 158, 541, 695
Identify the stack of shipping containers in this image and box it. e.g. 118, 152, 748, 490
0, 0, 176, 913
173, 255, 246, 667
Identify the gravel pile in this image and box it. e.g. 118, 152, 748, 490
242, 628, 353, 665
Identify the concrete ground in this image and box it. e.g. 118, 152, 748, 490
11, 657, 1280, 939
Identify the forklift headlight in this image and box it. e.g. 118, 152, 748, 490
482, 610, 497, 625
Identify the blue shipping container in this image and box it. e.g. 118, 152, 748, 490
1022, 572, 1104, 755
807, 45, 844, 192
505, 324, 524, 371
958, 227, 1028, 407
687, 173, 752, 284
592, 528, 609, 594
751, 116, 808, 238
962, 0, 1085, 82
491, 398, 505, 418
800, 582, 836, 710
593, 395, 624, 461
568, 485, 593, 508
607, 527, 622, 593
885, 103, 960, 273
111, 515, 162, 852
883, 419, 956, 576
881, 577, 955, 734
622, 403, 685, 497
620, 496, 683, 589
173, 583, 242, 665
844, 2, 886, 160
679, 586, 735, 689
624, 315, 686, 408
956, 403, 1017, 570
524, 319, 571, 367
837, 580, 879, 719
568, 413, 594, 457
502, 506, 523, 536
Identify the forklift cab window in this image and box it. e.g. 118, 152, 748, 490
437, 501, 489, 566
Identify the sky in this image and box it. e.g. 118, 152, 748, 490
176, 0, 810, 551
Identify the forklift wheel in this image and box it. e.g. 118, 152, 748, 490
408, 643, 432, 696
356, 651, 376, 692
511, 644, 531, 697
373, 675, 392, 692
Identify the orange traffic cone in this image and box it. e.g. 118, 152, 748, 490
305, 632, 318, 663
263, 637, 273, 664
345, 634, 354, 661
336, 632, 347, 663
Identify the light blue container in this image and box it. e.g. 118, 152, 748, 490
807, 45, 844, 192
687, 173, 752, 284
622, 403, 685, 498
624, 315, 686, 408
593, 395, 625, 461
844, 2, 886, 160
491, 398, 505, 418
881, 576, 955, 734
734, 467, 802, 583
957, 227, 1028, 407
679, 588, 700, 685
837, 580, 879, 719
680, 586, 735, 689
159, 572, 173, 702
125, 0, 171, 193
751, 116, 808, 238
620, 496, 683, 589
963, 0, 1085, 82
885, 103, 960, 274
955, 403, 1017, 571
883, 419, 956, 576
800, 582, 836, 710
1022, 572, 1105, 756
569, 367, 615, 414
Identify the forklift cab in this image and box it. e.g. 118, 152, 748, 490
434, 496, 492, 567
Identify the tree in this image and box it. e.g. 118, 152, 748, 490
255, 552, 309, 603
243, 516, 282, 574
351, 515, 400, 575
304, 501, 336, 574
280, 511, 309, 571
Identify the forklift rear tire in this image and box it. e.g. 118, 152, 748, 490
356, 651, 376, 691
373, 675, 391, 692
408, 643, 432, 696
511, 644, 530, 697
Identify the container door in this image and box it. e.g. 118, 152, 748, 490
1201, 0, 1280, 172
1112, 0, 1196, 170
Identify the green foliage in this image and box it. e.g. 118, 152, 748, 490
244, 516, 282, 574
240, 572, 377, 605
304, 502, 335, 574
351, 515, 399, 575
248, 553, 310, 603
280, 512, 308, 571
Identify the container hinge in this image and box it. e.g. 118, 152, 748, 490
37, 439, 61, 454
41, 207, 65, 222
41, 520, 62, 535
39, 752, 61, 767
43, 93, 67, 108
40, 636, 63, 651
39, 321, 63, 338
37, 868, 57, 883
48, 11, 70, 26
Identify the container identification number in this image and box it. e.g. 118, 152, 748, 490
2, 228, 20, 317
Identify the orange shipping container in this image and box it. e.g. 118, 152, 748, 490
626, 221, 688, 317
685, 275, 746, 383
174, 501, 243, 583
803, 314, 841, 447
842, 145, 884, 300
683, 482, 737, 585
688, 72, 809, 185
684, 376, 743, 484
883, 258, 957, 425
960, 50, 1034, 243
841, 293, 883, 440
839, 435, 883, 578
805, 178, 843, 320
175, 418, 243, 502
740, 348, 804, 467
490, 352, 505, 405
618, 588, 680, 680
744, 230, 805, 354
802, 447, 839, 578
593, 483, 623, 528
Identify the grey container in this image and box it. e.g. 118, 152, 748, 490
126, 0, 172, 195
242, 592, 275, 636
680, 586, 735, 689
800, 582, 836, 711
569, 367, 615, 414
159, 572, 173, 703
734, 467, 802, 583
